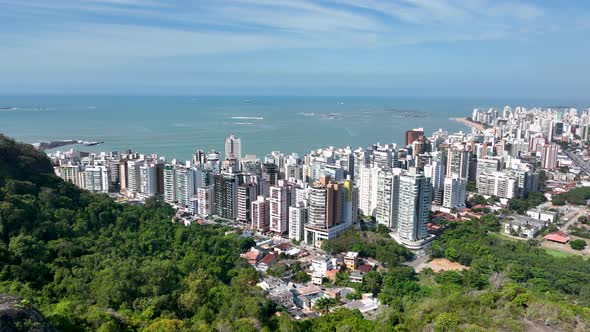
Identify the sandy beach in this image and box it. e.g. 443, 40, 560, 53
453, 117, 485, 131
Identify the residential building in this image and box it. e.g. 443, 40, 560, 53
225, 134, 242, 160
252, 195, 270, 232
214, 174, 238, 220
289, 203, 307, 242
196, 186, 214, 216
397, 168, 432, 242
442, 176, 466, 210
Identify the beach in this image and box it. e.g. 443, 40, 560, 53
454, 117, 485, 131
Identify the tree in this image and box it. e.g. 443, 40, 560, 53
376, 224, 390, 235
334, 272, 349, 286
313, 297, 337, 315
570, 239, 587, 250
293, 271, 310, 283
362, 271, 382, 295
433, 312, 460, 332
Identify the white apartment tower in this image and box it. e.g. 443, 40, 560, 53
541, 144, 558, 170
288, 203, 307, 242
375, 168, 402, 229
442, 176, 467, 210
225, 134, 242, 160
308, 186, 327, 227
397, 169, 432, 242
126, 159, 144, 194
139, 164, 158, 197
269, 184, 288, 234
446, 148, 469, 178
163, 165, 177, 204
358, 164, 379, 216
176, 166, 196, 207
82, 166, 110, 193
196, 186, 214, 216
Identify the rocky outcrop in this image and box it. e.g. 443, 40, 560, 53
0, 295, 55, 332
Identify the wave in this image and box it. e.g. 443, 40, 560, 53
231, 116, 263, 120
235, 122, 254, 125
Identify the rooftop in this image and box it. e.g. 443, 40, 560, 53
544, 231, 570, 244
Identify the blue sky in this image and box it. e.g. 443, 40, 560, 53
1, 0, 589, 98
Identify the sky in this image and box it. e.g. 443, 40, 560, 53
1, 0, 589, 98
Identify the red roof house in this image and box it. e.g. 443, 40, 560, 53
543, 231, 570, 244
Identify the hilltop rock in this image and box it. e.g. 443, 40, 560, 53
0, 295, 56, 332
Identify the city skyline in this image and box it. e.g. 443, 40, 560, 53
1, 0, 590, 98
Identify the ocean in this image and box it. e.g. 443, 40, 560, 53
1, 95, 588, 161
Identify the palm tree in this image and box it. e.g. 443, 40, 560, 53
314, 297, 337, 315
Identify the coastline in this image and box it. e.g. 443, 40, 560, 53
453, 117, 485, 131
34, 140, 104, 151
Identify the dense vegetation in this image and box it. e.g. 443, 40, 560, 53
1, 134, 590, 331
568, 225, 590, 239
321, 227, 414, 267
506, 192, 547, 214
0, 136, 276, 331
552, 187, 590, 205
570, 239, 587, 250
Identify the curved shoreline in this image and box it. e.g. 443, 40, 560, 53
453, 117, 485, 131
34, 140, 104, 150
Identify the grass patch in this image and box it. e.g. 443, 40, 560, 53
543, 248, 589, 260
543, 248, 575, 258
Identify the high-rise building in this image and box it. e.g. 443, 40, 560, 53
193, 149, 206, 166
176, 166, 199, 207
476, 157, 501, 176
126, 159, 144, 194
269, 184, 288, 234
373, 147, 393, 169
308, 186, 327, 227
196, 186, 214, 216
541, 144, 558, 170
54, 164, 84, 187
237, 183, 257, 224
358, 164, 379, 216
406, 128, 424, 146
288, 203, 307, 241
139, 163, 158, 197
225, 134, 242, 160
424, 161, 445, 190
163, 165, 177, 204
375, 168, 402, 229
303, 179, 353, 247
106, 159, 120, 191
326, 181, 344, 228
82, 166, 110, 193
214, 174, 238, 220
119, 160, 128, 193
251, 196, 270, 232
262, 163, 279, 186
397, 169, 432, 242
442, 176, 466, 210
477, 171, 517, 199
445, 148, 469, 178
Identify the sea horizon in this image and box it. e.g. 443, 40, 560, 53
2, 95, 589, 161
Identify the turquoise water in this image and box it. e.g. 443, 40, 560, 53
1, 96, 587, 160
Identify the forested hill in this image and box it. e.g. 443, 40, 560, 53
0, 135, 57, 187
0, 135, 279, 331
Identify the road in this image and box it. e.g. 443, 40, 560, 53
559, 207, 588, 233
565, 150, 590, 175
